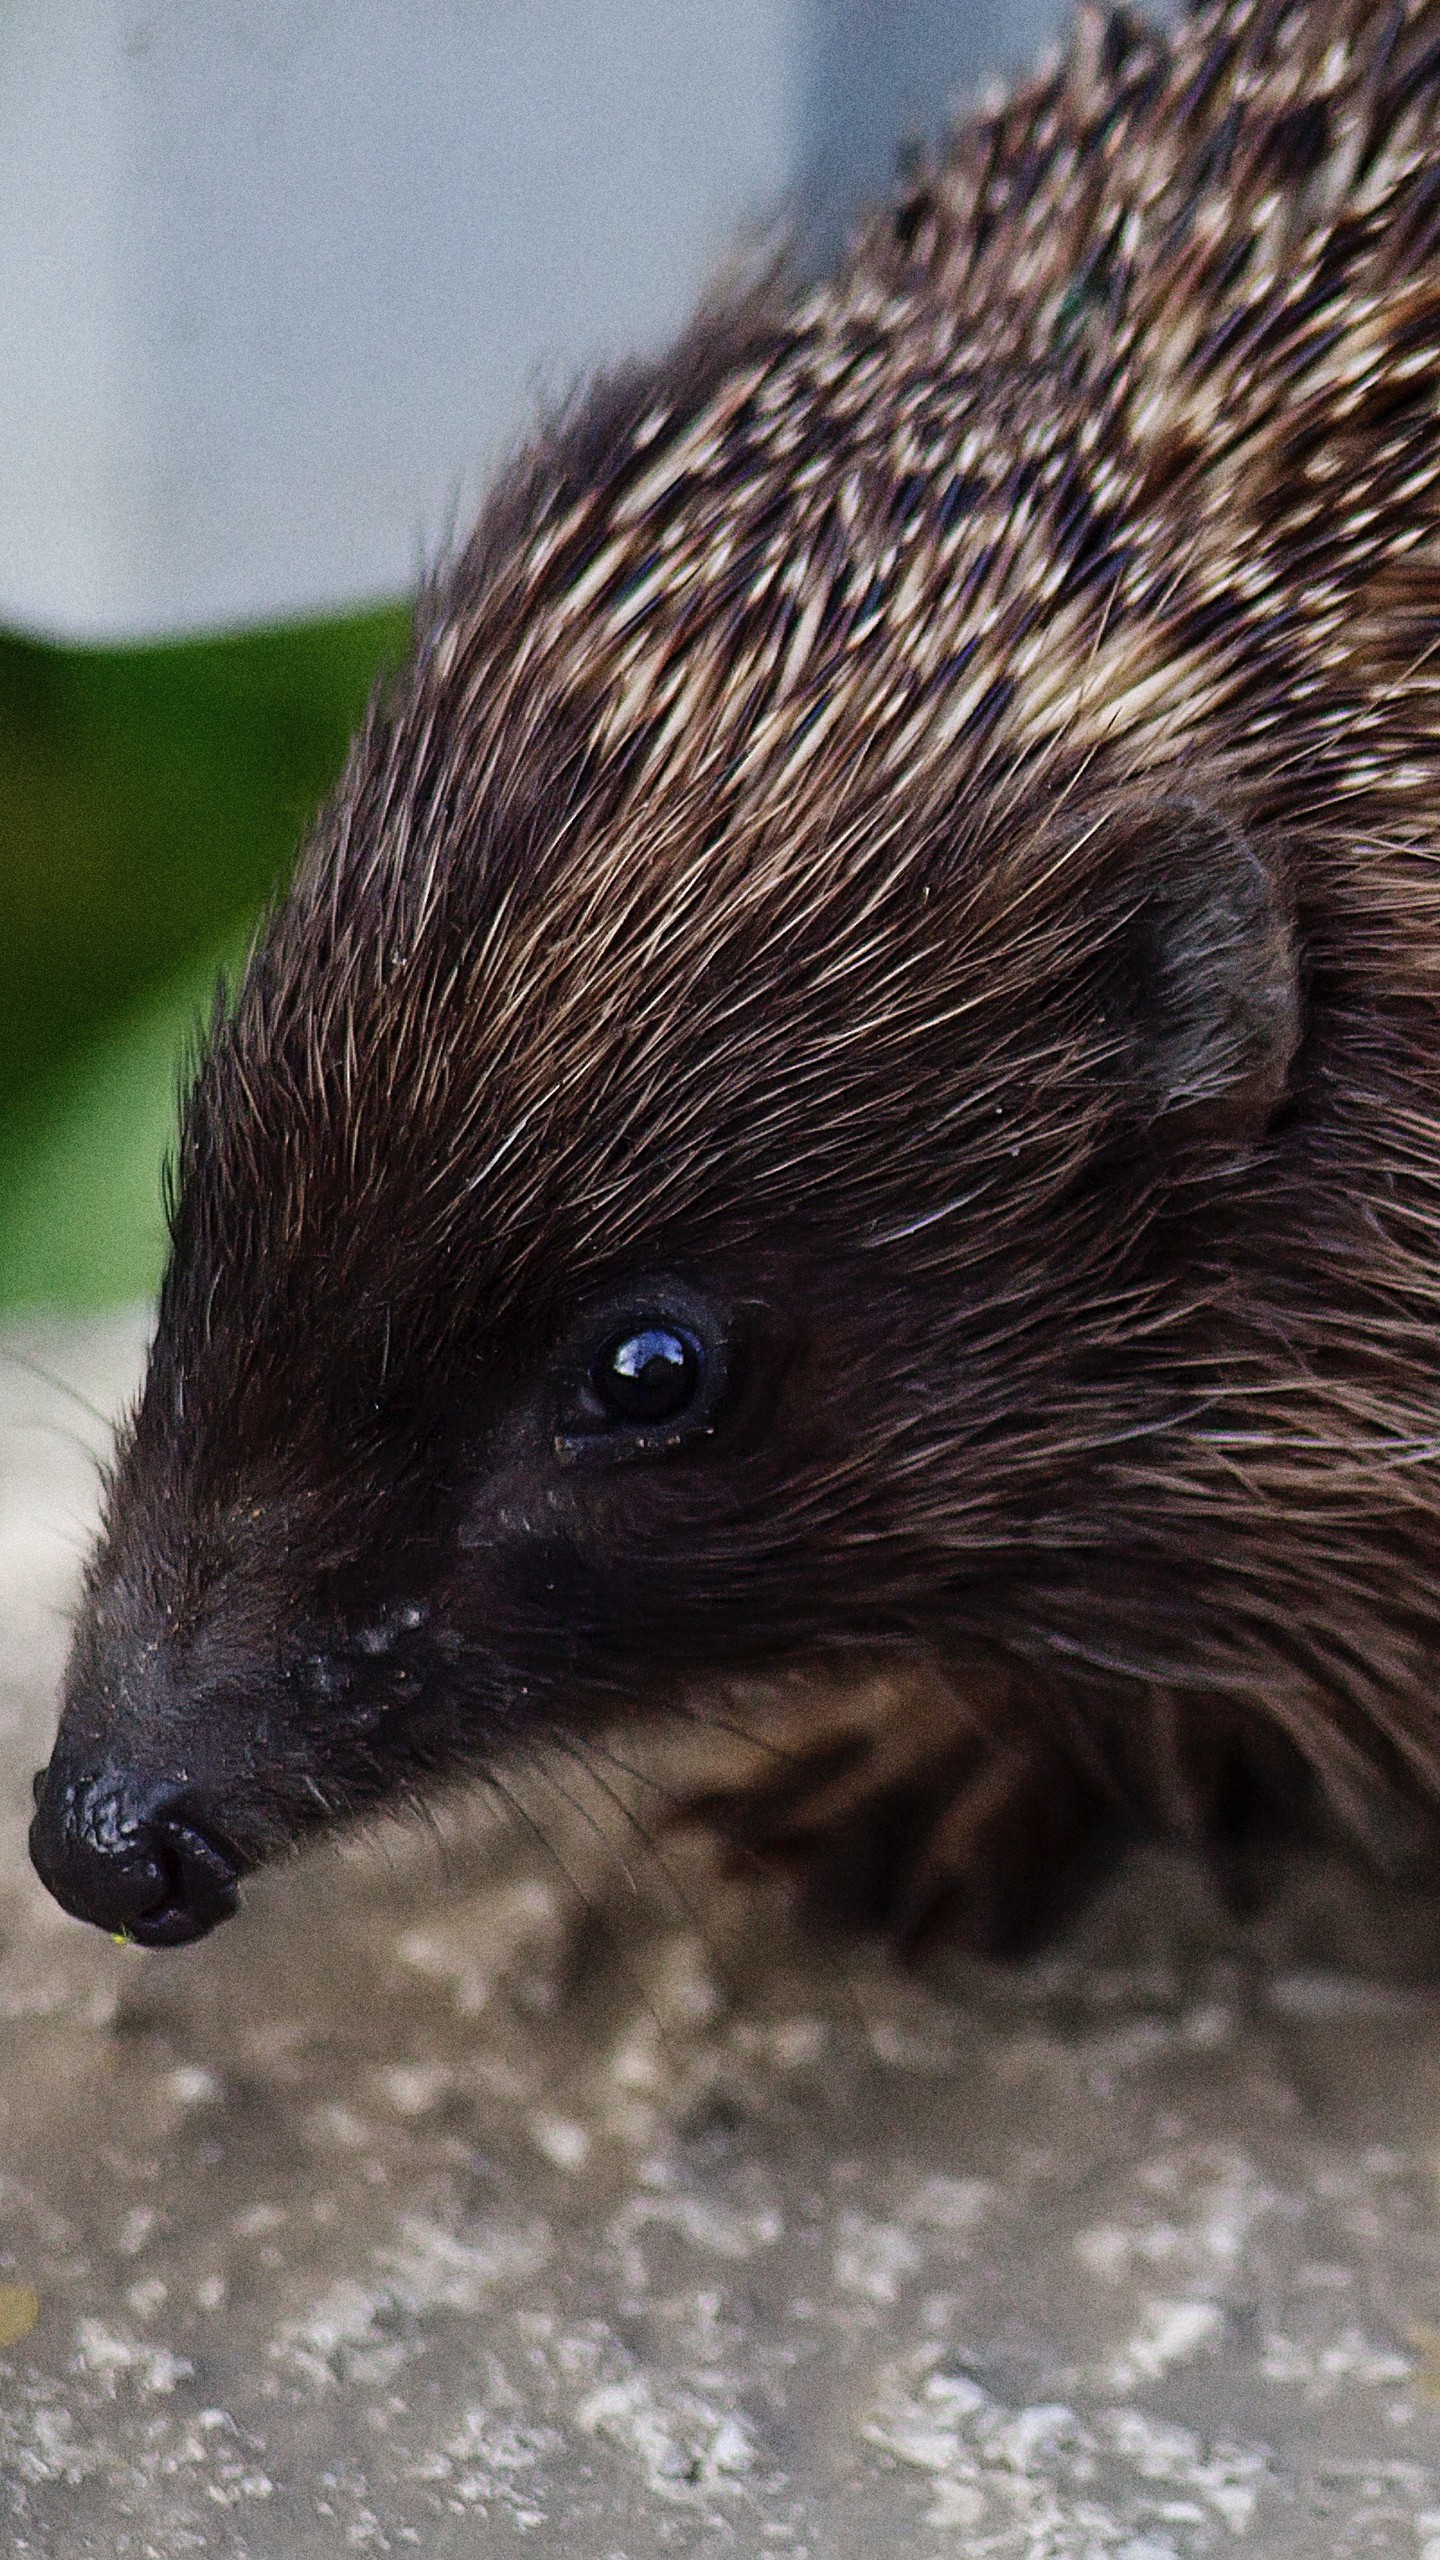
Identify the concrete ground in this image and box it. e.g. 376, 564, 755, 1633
5, 1317, 1440, 2557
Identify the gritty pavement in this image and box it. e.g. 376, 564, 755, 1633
5, 1316, 1440, 2557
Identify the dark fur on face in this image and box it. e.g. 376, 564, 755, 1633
33, 0, 1440, 1947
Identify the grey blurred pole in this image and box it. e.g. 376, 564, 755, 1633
0, 0, 1065, 644
799, 0, 1063, 258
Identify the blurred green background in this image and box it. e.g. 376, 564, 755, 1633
0, 607, 411, 1310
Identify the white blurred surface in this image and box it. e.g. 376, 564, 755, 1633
0, 0, 1060, 641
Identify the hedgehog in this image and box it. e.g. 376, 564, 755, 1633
29, 0, 1440, 1955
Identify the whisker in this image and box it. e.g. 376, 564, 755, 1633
0, 1345, 116, 1440
667, 1693, 826, 1772
555, 1733, 749, 1998
5, 1415, 107, 1468
575, 1728, 871, 2047
525, 1747, 642, 1896
485, 1759, 686, 2073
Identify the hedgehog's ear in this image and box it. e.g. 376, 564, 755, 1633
1105, 797, 1301, 1152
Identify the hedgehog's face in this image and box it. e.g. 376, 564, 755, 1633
29, 714, 1304, 1945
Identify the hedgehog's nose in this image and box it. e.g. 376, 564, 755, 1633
28, 1760, 239, 1946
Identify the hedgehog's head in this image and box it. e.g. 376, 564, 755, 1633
30, 350, 1302, 1943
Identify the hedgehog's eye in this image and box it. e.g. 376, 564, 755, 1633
594, 1324, 701, 1424
555, 1291, 730, 1464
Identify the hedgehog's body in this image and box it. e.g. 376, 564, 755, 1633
31, 0, 1440, 1948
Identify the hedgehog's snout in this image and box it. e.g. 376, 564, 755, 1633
28, 1753, 240, 1946
30, 1583, 254, 1945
